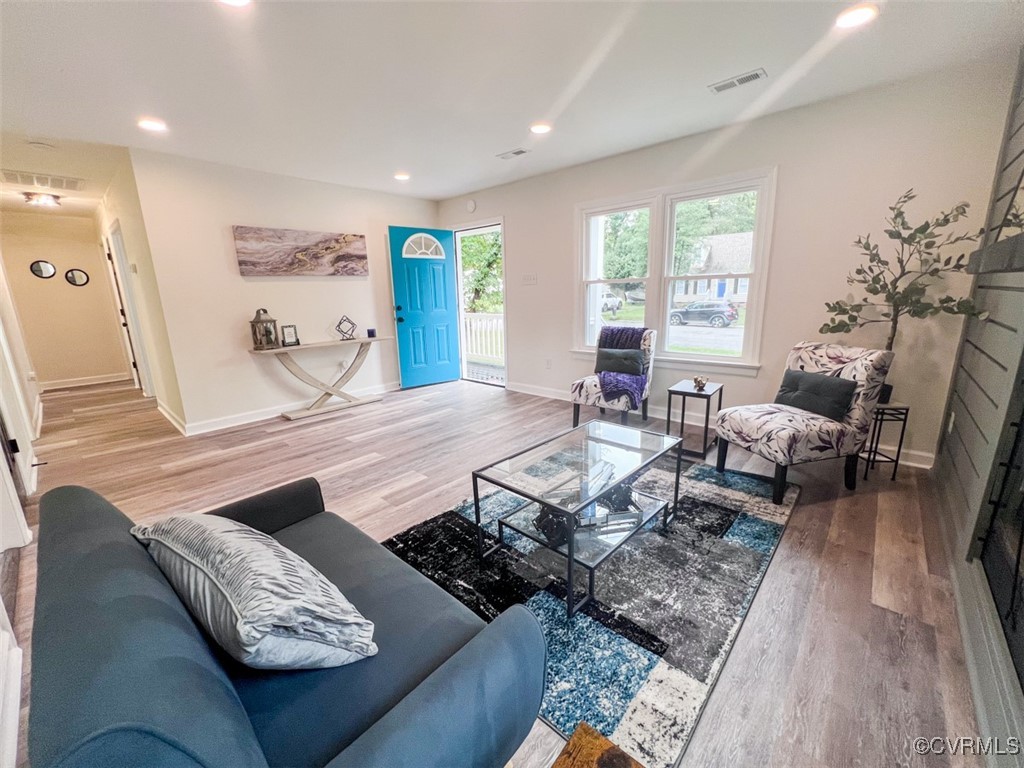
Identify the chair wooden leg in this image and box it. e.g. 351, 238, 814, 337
619, 410, 629, 425
773, 464, 788, 505
845, 454, 858, 491
572, 404, 580, 428
642, 398, 649, 421
715, 439, 728, 472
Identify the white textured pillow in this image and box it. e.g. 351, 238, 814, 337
131, 514, 378, 669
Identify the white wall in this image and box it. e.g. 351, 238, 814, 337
129, 150, 437, 432
0, 246, 40, 436
96, 155, 186, 425
439, 56, 1014, 463
0, 212, 130, 389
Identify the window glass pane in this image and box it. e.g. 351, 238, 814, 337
584, 283, 645, 347
587, 208, 650, 280
666, 280, 744, 357
671, 190, 758, 276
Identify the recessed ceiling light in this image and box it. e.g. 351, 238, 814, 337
137, 117, 168, 133
530, 122, 553, 135
23, 192, 60, 207
835, 2, 878, 29
218, 0, 251, 6
394, 172, 411, 181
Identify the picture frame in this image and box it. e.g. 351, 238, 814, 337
280, 324, 300, 347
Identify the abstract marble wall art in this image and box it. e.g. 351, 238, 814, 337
233, 226, 368, 276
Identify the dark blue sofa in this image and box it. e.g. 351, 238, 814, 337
30, 479, 546, 768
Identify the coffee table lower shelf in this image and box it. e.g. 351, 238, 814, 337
479, 490, 668, 618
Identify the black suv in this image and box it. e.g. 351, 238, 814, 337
669, 300, 739, 328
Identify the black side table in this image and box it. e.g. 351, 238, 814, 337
666, 380, 724, 458
861, 402, 910, 480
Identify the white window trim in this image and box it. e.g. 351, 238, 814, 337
573, 167, 776, 368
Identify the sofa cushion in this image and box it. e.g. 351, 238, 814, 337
31, 486, 269, 768
224, 511, 485, 768
132, 514, 378, 669
594, 348, 644, 375
774, 369, 857, 422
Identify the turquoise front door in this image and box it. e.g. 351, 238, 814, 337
388, 226, 461, 388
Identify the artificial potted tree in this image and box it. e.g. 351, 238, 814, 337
819, 189, 985, 402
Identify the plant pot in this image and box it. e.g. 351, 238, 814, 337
878, 383, 893, 405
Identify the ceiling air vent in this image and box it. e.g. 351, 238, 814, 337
707, 68, 768, 95
1, 169, 86, 191
496, 148, 529, 161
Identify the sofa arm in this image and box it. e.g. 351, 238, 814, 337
327, 605, 546, 768
206, 477, 325, 534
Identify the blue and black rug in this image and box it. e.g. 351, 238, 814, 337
382, 459, 799, 767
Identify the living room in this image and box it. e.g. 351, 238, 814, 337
2, 2, 1024, 767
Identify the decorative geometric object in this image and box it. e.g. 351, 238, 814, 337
233, 226, 368, 276
383, 458, 800, 768
250, 308, 279, 350
692, 375, 708, 391
335, 316, 357, 340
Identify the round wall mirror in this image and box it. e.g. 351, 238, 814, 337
65, 269, 90, 287
30, 260, 56, 279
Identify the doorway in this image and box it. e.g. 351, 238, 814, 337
105, 222, 153, 395
455, 224, 506, 386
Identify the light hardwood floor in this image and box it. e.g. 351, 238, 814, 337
15, 381, 979, 767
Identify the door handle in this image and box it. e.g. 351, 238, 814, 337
396, 317, 405, 323
395, 305, 402, 311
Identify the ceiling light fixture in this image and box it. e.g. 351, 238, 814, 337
529, 122, 553, 135
137, 117, 168, 133
835, 2, 879, 29
394, 172, 411, 181
23, 192, 61, 207
218, 0, 251, 6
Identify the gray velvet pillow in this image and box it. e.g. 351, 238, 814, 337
595, 348, 644, 375
774, 369, 857, 422
131, 514, 378, 670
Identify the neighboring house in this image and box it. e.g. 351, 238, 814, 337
675, 232, 753, 305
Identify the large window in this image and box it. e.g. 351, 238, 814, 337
581, 205, 651, 347
577, 170, 774, 365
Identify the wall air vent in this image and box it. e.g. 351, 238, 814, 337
496, 148, 529, 161
1, 169, 86, 192
707, 68, 768, 94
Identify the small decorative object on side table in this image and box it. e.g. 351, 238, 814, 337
249, 308, 279, 350
860, 402, 910, 481
552, 723, 643, 768
335, 315, 357, 340
666, 379, 723, 458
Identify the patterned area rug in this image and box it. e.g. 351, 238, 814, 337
382, 459, 799, 767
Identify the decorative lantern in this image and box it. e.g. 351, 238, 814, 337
250, 308, 279, 350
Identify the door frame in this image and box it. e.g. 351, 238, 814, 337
105, 221, 155, 396
450, 217, 508, 386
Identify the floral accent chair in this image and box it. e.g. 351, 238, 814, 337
715, 341, 894, 504
570, 329, 657, 426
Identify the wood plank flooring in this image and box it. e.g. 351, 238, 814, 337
13, 381, 979, 767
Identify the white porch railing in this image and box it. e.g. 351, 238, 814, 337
463, 313, 505, 364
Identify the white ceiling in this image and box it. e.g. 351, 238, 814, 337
2, 2, 1022, 201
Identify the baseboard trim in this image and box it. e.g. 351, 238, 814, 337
182, 382, 401, 437
40, 374, 133, 391
156, 401, 187, 436
505, 382, 571, 402
934, 473, 1024, 766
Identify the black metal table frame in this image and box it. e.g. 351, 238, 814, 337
472, 421, 682, 618
860, 404, 910, 481
666, 385, 724, 458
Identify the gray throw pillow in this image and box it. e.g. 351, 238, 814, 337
131, 514, 378, 669
774, 369, 857, 422
595, 348, 644, 375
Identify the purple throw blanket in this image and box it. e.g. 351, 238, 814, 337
597, 326, 647, 410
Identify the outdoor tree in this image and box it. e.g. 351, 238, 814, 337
672, 191, 757, 274
460, 231, 504, 313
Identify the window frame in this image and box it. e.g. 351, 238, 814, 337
574, 168, 776, 369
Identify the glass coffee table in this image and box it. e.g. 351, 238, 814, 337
472, 421, 682, 617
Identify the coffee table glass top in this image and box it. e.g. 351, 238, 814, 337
475, 421, 679, 513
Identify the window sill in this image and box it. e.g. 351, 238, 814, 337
571, 349, 761, 378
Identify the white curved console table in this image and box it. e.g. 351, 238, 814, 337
250, 336, 393, 420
